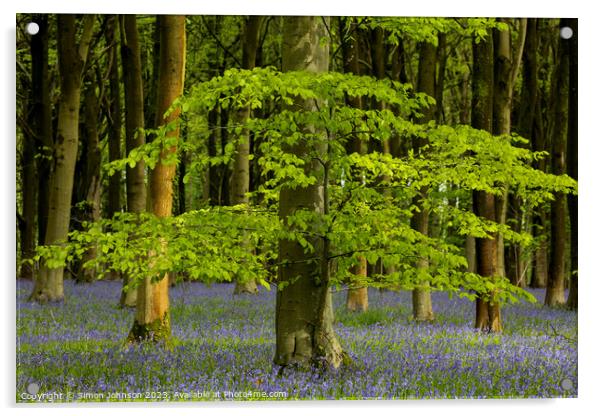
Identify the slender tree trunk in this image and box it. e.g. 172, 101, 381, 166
411, 41, 437, 322
545, 19, 570, 307
472, 31, 502, 332
75, 79, 102, 283
128, 15, 186, 342
119, 15, 147, 307
275, 16, 345, 370
32, 15, 53, 249
340, 19, 368, 311
566, 19, 578, 310
107, 15, 122, 219
30, 15, 95, 303
531, 96, 549, 289
207, 108, 220, 205
493, 19, 527, 285
21, 14, 51, 279
509, 19, 539, 288
436, 33, 447, 124
232, 16, 262, 295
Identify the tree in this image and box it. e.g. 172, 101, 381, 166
274, 16, 345, 369
340, 18, 368, 312
411, 40, 437, 322
29, 14, 95, 302
119, 14, 147, 307
493, 19, 526, 287
471, 29, 502, 332
107, 15, 123, 219
128, 15, 186, 342
72, 72, 102, 283
545, 19, 570, 307
513, 19, 540, 288
232, 16, 262, 295
566, 19, 578, 310
20, 14, 49, 280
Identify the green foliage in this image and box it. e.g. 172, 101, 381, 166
29, 66, 576, 306
347, 17, 508, 45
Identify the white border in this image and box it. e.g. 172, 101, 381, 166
3, 1, 600, 415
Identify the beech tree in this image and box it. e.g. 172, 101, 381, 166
231, 16, 262, 295
29, 14, 95, 302
128, 15, 186, 342
545, 19, 570, 307
118, 14, 146, 307
273, 16, 345, 369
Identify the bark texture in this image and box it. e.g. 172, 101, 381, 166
129, 15, 186, 341
119, 15, 147, 307
566, 19, 578, 310
411, 41, 437, 322
341, 19, 368, 311
472, 31, 502, 332
275, 17, 345, 369
30, 15, 95, 302
232, 16, 261, 295
545, 19, 570, 307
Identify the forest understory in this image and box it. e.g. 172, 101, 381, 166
17, 279, 577, 401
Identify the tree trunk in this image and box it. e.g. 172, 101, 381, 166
346, 257, 368, 312
411, 41, 437, 322
545, 19, 570, 307
30, 15, 95, 303
275, 17, 345, 370
340, 19, 369, 310
232, 16, 261, 295
119, 15, 147, 308
566, 19, 578, 310
509, 19, 539, 288
21, 14, 51, 279
472, 31, 502, 332
74, 78, 102, 283
32, 15, 53, 249
493, 19, 527, 284
128, 15, 186, 342
107, 15, 122, 219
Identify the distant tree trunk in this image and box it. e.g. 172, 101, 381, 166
411, 40, 437, 322
232, 16, 262, 295
566, 19, 578, 310
493, 18, 527, 285
119, 15, 147, 307
207, 108, 220, 205
545, 19, 570, 307
107, 15, 122, 219
531, 96, 549, 289
74, 78, 102, 283
341, 19, 368, 311
128, 15, 186, 342
346, 257, 368, 312
21, 14, 51, 279
436, 33, 447, 124
275, 16, 345, 369
472, 31, 502, 332
21, 100, 36, 279
30, 15, 95, 303
510, 19, 539, 288
32, 15, 53, 249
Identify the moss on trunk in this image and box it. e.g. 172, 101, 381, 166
127, 312, 171, 344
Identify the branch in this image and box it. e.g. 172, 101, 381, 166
78, 14, 96, 65
201, 16, 242, 68
510, 18, 528, 89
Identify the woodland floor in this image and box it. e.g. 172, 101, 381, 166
16, 279, 577, 401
